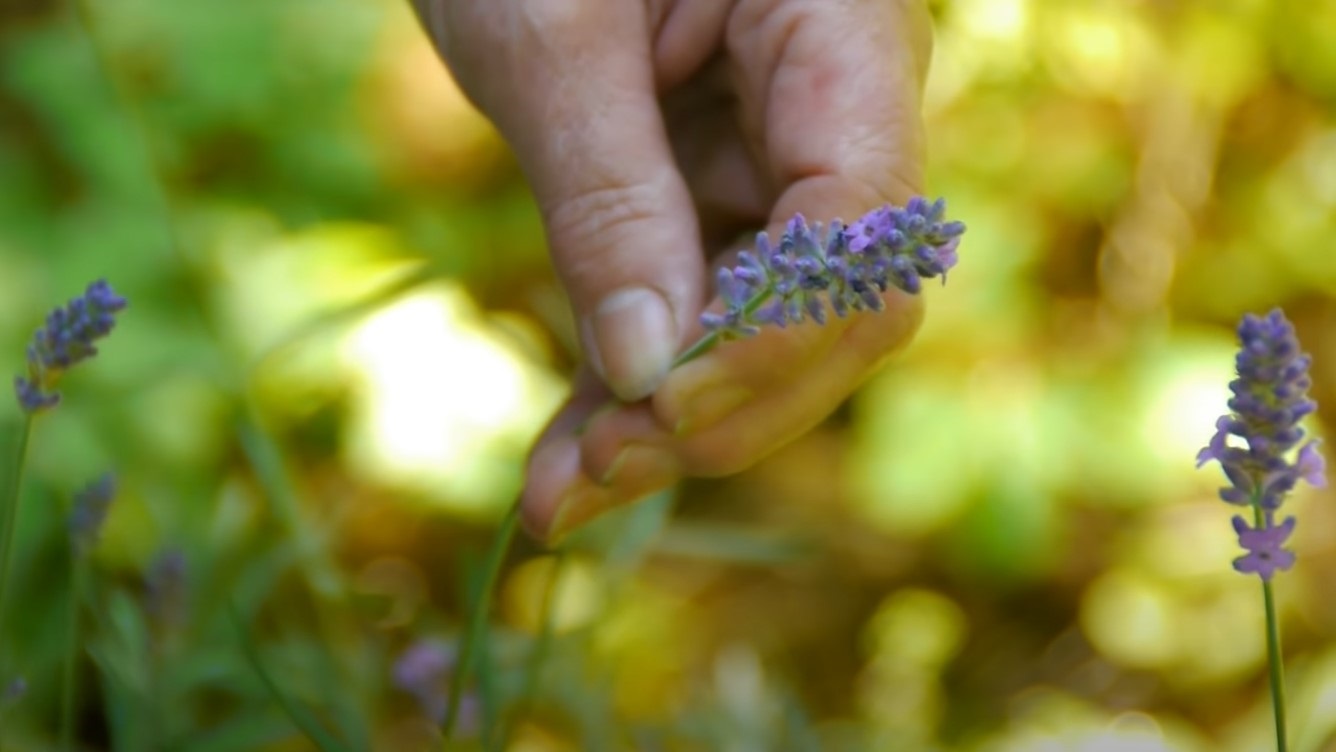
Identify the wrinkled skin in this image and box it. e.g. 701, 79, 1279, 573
412, 0, 933, 539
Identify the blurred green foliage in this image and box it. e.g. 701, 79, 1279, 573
1, 0, 1335, 750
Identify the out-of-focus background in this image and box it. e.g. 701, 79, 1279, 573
1, 0, 1334, 750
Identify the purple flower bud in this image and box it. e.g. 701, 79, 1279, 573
753, 300, 788, 328
14, 280, 128, 415
717, 269, 752, 309
14, 377, 59, 413
1297, 441, 1326, 488
1199, 310, 1323, 579
804, 295, 826, 325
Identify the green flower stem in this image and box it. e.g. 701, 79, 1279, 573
60, 553, 86, 751
1254, 503, 1289, 752
1263, 578, 1287, 752
671, 332, 722, 367
672, 290, 773, 368
0, 417, 33, 648
443, 501, 520, 742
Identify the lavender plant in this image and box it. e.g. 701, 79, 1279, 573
14, 280, 128, 415
1, 280, 127, 704
1196, 309, 1325, 751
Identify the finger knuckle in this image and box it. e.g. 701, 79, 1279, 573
543, 178, 668, 248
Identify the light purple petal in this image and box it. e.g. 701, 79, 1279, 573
1297, 440, 1327, 488
1196, 416, 1232, 468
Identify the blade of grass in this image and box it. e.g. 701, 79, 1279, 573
60, 553, 88, 751
246, 262, 440, 374
442, 501, 520, 742
236, 417, 343, 599
0, 417, 32, 646
473, 580, 501, 752
164, 715, 298, 752
235, 417, 371, 748
0, 415, 33, 749
229, 603, 352, 752
501, 551, 565, 747
86, 589, 153, 752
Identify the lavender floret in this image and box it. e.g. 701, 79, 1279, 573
14, 280, 128, 414
1197, 309, 1325, 580
701, 198, 965, 338
1232, 516, 1297, 581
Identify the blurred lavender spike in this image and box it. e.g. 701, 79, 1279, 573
392, 639, 480, 734
392, 639, 455, 723
68, 473, 117, 555
701, 198, 965, 339
145, 548, 189, 632
2, 675, 25, 703
1197, 309, 1325, 580
13, 279, 128, 415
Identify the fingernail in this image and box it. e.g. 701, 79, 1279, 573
599, 444, 679, 488
584, 287, 677, 402
675, 386, 752, 436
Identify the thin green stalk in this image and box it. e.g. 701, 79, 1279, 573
522, 551, 563, 705
1262, 579, 1288, 752
671, 290, 773, 368
672, 332, 722, 367
0, 417, 33, 645
475, 608, 500, 752
60, 554, 87, 751
1253, 503, 1288, 752
502, 551, 565, 747
442, 502, 521, 742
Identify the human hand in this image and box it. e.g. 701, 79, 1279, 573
412, 0, 934, 540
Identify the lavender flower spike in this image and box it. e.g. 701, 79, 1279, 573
68, 473, 117, 555
145, 548, 189, 633
701, 197, 965, 338
1197, 309, 1324, 580
14, 279, 128, 414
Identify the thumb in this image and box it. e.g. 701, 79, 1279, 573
442, 2, 705, 401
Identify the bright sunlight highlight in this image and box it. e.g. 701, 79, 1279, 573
341, 284, 565, 514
